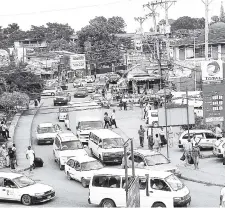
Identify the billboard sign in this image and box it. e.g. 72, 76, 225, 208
70, 54, 86, 70
201, 60, 223, 82
158, 106, 195, 126
127, 176, 140, 207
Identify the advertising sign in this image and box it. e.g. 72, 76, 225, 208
70, 54, 86, 70
158, 106, 195, 126
201, 60, 223, 82
127, 176, 140, 207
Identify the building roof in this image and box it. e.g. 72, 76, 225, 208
174, 22, 225, 46
90, 129, 122, 139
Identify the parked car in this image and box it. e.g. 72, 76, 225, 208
0, 172, 55, 206
53, 132, 88, 170
127, 149, 181, 177
213, 138, 225, 158
36, 123, 61, 145
64, 156, 104, 187
178, 129, 218, 149
53, 92, 71, 106
74, 87, 88, 98
58, 107, 69, 121
41, 87, 61, 96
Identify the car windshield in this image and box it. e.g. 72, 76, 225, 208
102, 138, 123, 149
13, 176, 35, 188
166, 174, 184, 191
38, 127, 56, 134
80, 121, 103, 130
61, 141, 83, 150
145, 154, 169, 166
56, 92, 67, 96
81, 160, 104, 171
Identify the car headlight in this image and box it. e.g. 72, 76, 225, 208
35, 193, 44, 197
173, 197, 182, 202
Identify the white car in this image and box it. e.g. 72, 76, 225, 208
53, 132, 88, 170
64, 156, 104, 187
58, 107, 69, 121
127, 149, 181, 177
213, 138, 225, 158
0, 172, 55, 206
178, 129, 217, 149
36, 123, 61, 145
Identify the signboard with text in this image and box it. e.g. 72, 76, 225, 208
201, 60, 223, 82
127, 176, 140, 208
70, 54, 86, 70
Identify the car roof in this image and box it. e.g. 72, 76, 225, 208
38, 123, 54, 128
69, 156, 97, 163
57, 132, 79, 142
93, 168, 172, 178
90, 129, 122, 139
182, 129, 214, 135
133, 149, 161, 156
79, 117, 102, 122
0, 172, 22, 179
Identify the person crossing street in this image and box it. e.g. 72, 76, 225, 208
138, 125, 145, 147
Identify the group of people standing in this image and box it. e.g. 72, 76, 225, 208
103, 109, 117, 129
0, 118, 10, 140
0, 143, 17, 169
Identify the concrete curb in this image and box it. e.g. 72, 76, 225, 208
180, 175, 225, 187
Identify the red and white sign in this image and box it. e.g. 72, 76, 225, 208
201, 60, 223, 82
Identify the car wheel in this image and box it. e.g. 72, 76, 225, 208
152, 121, 158, 127
59, 161, 64, 170
67, 172, 72, 180
21, 194, 32, 206
101, 199, 116, 207
51, 92, 55, 96
81, 178, 87, 188
152, 202, 166, 208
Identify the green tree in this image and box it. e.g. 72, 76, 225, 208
47, 39, 79, 52
211, 15, 220, 23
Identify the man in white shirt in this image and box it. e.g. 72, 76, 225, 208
111, 109, 117, 128
26, 146, 35, 172
215, 124, 223, 138
184, 139, 193, 166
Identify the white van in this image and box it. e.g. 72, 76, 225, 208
88, 129, 124, 164
146, 110, 158, 127
178, 129, 217, 149
88, 168, 191, 208
53, 132, 88, 170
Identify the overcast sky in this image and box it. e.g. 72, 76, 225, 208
0, 0, 222, 32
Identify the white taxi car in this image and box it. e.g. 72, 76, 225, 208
0, 172, 55, 206
65, 156, 104, 187
127, 149, 181, 177
41, 87, 62, 96
36, 123, 61, 145
53, 132, 88, 170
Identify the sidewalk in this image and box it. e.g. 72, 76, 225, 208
1, 103, 41, 173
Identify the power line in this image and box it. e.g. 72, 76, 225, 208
0, 0, 127, 17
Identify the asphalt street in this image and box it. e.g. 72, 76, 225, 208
0, 85, 223, 207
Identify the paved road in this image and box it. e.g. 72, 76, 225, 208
0, 85, 222, 207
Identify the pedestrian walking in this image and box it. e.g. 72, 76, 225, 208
154, 134, 161, 152
111, 109, 117, 128
123, 100, 127, 110
192, 143, 201, 169
159, 127, 166, 147
12, 144, 18, 166
183, 139, 193, 166
143, 103, 148, 119
148, 134, 154, 150
1, 122, 7, 140
215, 124, 223, 139
1, 144, 9, 167
8, 147, 15, 169
104, 112, 111, 129
119, 99, 123, 110
5, 123, 10, 138
26, 146, 35, 172
138, 125, 145, 147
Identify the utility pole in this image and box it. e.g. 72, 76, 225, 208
201, 0, 214, 60
150, 0, 176, 60
143, 2, 163, 89
164, 87, 169, 158
186, 88, 190, 140
193, 37, 197, 91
